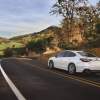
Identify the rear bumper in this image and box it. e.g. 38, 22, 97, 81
83, 65, 100, 73
84, 66, 100, 73
77, 63, 100, 73
87, 66, 100, 71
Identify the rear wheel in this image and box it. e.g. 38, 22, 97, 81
68, 64, 76, 74
48, 61, 54, 69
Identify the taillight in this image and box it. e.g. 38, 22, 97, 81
80, 58, 92, 62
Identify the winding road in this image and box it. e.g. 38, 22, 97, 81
0, 57, 100, 100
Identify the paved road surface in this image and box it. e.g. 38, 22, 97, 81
0, 58, 100, 100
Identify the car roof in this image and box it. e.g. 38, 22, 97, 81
64, 50, 84, 53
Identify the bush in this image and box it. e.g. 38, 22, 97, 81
26, 39, 47, 54
96, 23, 100, 34
26, 37, 54, 54
58, 42, 77, 50
13, 47, 26, 56
4, 48, 13, 57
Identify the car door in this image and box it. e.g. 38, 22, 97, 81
61, 51, 76, 70
53, 51, 65, 69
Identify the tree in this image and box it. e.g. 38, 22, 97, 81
95, 1, 100, 36
96, 0, 100, 17
96, 22, 100, 34
51, 0, 99, 45
51, 0, 89, 42
26, 38, 53, 54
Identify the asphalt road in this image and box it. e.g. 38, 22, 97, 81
0, 58, 100, 100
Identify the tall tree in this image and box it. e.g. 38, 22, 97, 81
51, 0, 89, 42
77, 5, 97, 40
51, 0, 99, 44
95, 1, 100, 36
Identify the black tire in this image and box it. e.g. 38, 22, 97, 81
68, 64, 76, 74
48, 61, 54, 69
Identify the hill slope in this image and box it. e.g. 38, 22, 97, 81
10, 26, 61, 45
0, 37, 9, 43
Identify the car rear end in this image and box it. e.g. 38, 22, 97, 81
87, 59, 100, 72
76, 51, 100, 73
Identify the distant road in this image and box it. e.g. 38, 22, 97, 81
0, 58, 100, 100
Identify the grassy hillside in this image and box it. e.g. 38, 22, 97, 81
10, 26, 61, 45
0, 41, 23, 56
0, 26, 61, 56
0, 25, 99, 57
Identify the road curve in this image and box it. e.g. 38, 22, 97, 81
1, 58, 100, 100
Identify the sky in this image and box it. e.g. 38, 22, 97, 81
0, 0, 99, 38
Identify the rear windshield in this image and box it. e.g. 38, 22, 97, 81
78, 52, 96, 57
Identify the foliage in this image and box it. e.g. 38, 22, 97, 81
96, 23, 100, 34
26, 40, 46, 54
51, 0, 89, 41
13, 47, 26, 55
51, 0, 100, 46
58, 42, 77, 50
0, 41, 23, 56
0, 41, 23, 51
26, 37, 53, 54
96, 24, 100, 33
10, 26, 61, 46
84, 38, 100, 48
77, 5, 100, 40
4, 48, 13, 57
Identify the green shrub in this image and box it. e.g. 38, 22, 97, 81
26, 37, 54, 54
4, 48, 13, 57
13, 47, 26, 55
58, 42, 77, 50
26, 39, 46, 54
96, 23, 100, 34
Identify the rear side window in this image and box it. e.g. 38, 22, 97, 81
68, 52, 76, 57
78, 52, 96, 57
56, 51, 65, 57
56, 51, 76, 57
64, 51, 76, 57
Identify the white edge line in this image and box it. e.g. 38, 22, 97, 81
0, 64, 26, 100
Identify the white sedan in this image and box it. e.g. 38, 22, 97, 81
48, 50, 100, 74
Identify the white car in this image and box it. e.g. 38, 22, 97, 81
48, 50, 100, 74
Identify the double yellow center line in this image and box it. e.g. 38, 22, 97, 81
18, 58, 100, 89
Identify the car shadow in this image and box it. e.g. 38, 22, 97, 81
52, 68, 100, 81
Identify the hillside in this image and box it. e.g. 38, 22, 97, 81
0, 37, 23, 56
0, 37, 9, 43
0, 26, 99, 57
9, 25, 85, 51
0, 26, 61, 56
10, 26, 61, 46
10, 26, 60, 40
